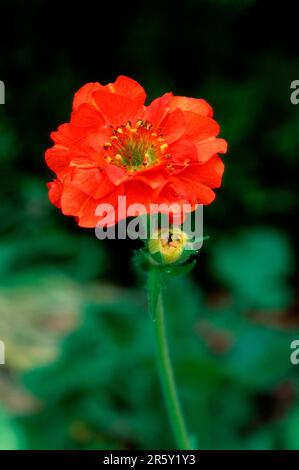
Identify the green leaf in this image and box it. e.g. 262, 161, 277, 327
211, 228, 294, 309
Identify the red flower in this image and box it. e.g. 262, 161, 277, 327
46, 76, 227, 227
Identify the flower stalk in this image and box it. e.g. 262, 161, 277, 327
149, 265, 191, 450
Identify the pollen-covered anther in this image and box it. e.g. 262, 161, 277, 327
166, 163, 174, 172
143, 152, 149, 166
160, 143, 168, 153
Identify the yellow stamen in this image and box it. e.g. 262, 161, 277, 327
160, 143, 168, 153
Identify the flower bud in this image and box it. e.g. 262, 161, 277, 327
148, 227, 189, 265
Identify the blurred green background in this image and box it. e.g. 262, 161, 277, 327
1, 0, 299, 450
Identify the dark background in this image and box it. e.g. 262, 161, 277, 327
0, 0, 299, 450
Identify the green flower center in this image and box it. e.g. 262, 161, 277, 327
104, 120, 169, 173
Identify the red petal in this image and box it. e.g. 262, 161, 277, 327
45, 146, 71, 179
168, 140, 198, 164
71, 103, 106, 128
168, 177, 216, 205
77, 198, 101, 228
50, 123, 91, 146
160, 108, 185, 144
92, 90, 143, 126
183, 112, 220, 141
60, 185, 89, 216
181, 156, 225, 188
196, 138, 227, 163
143, 92, 173, 127
70, 167, 115, 198
130, 164, 167, 189
107, 76, 146, 106
122, 181, 152, 211
47, 180, 62, 208
84, 130, 111, 155
154, 184, 197, 211
169, 96, 213, 117
73, 83, 102, 111
105, 164, 128, 185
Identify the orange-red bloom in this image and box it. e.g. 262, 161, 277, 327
46, 76, 227, 227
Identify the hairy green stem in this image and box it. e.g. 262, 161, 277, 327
149, 268, 191, 450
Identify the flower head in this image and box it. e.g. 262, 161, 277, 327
46, 76, 227, 227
